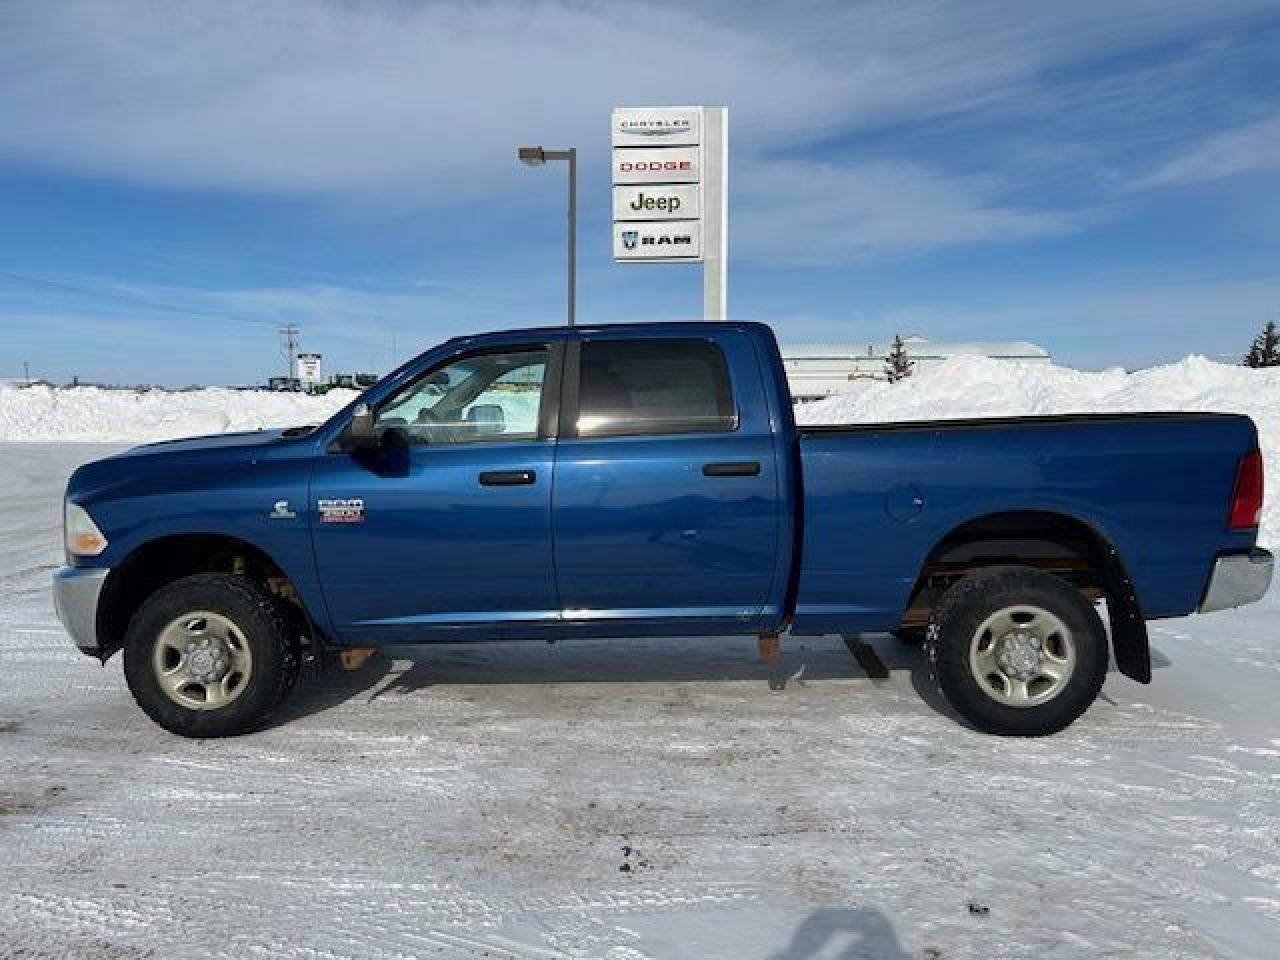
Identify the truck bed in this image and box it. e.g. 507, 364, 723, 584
791, 411, 1259, 635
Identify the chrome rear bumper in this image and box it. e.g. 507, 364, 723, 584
1199, 549, 1274, 613
53, 566, 110, 656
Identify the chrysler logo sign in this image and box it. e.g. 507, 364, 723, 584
612, 106, 702, 148
616, 118, 692, 137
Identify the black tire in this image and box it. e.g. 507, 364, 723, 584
123, 573, 299, 738
926, 566, 1107, 736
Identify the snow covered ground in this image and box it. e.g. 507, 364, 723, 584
2, 356, 1278, 958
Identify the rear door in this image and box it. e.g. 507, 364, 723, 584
551, 330, 781, 632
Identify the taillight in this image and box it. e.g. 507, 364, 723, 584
1228, 450, 1264, 531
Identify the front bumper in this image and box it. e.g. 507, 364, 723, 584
53, 566, 110, 656
1199, 549, 1274, 613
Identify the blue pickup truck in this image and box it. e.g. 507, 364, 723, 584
55, 322, 1271, 738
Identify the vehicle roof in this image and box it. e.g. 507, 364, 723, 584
446, 320, 775, 344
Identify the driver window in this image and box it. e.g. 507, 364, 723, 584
375, 347, 547, 446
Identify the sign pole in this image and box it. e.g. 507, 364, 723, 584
702, 107, 728, 322
567, 147, 577, 327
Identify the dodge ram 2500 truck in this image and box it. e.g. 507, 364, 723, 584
55, 322, 1272, 738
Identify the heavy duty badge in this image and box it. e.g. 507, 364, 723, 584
318, 498, 365, 524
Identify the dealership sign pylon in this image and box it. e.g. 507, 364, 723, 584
611, 106, 728, 321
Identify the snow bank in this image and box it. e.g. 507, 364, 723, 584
797, 355, 1280, 547
0, 384, 358, 444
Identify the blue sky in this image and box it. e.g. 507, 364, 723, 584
2, 0, 1279, 386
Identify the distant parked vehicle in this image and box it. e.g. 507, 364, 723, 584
55, 322, 1271, 737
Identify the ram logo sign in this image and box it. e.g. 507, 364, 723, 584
612, 222, 702, 261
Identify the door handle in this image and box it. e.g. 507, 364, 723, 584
479, 469, 537, 486
702, 461, 761, 477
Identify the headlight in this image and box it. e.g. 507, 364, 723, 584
65, 501, 108, 557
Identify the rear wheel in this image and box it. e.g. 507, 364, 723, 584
927, 566, 1107, 736
123, 574, 299, 737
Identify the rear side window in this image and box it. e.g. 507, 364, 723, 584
576, 338, 737, 438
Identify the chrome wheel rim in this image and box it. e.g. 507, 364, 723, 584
152, 611, 253, 710
969, 605, 1075, 708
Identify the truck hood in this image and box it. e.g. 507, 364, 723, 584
107, 427, 304, 459
67, 426, 316, 506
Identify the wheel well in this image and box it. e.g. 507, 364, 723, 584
97, 534, 308, 661
904, 511, 1114, 626
903, 510, 1150, 683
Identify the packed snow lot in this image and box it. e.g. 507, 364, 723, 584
2, 356, 1279, 959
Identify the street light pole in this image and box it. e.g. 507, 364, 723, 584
518, 145, 577, 327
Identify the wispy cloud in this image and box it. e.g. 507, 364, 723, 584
1, 0, 1271, 202
1137, 111, 1280, 187
734, 159, 1085, 265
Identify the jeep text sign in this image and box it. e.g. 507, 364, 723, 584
612, 184, 701, 222
611, 146, 700, 185
613, 221, 703, 260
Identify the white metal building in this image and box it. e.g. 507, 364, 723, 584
782, 336, 1051, 402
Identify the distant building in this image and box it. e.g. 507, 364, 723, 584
782, 336, 1051, 402
328, 373, 379, 390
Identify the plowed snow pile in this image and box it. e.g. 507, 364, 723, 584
0, 384, 358, 443
796, 355, 1280, 547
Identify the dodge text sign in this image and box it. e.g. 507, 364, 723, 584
611, 146, 700, 185
612, 184, 701, 222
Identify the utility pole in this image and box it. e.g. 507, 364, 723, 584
23, 360, 30, 385
279, 323, 300, 384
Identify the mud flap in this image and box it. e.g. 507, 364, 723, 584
1103, 546, 1151, 684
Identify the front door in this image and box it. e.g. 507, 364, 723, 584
552, 332, 781, 632
311, 344, 560, 641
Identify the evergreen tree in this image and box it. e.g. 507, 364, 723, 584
884, 334, 915, 383
1245, 320, 1280, 368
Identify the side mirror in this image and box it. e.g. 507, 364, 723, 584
349, 402, 378, 450
466, 404, 505, 435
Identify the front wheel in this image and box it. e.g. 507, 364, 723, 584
123, 574, 299, 737
927, 566, 1107, 736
